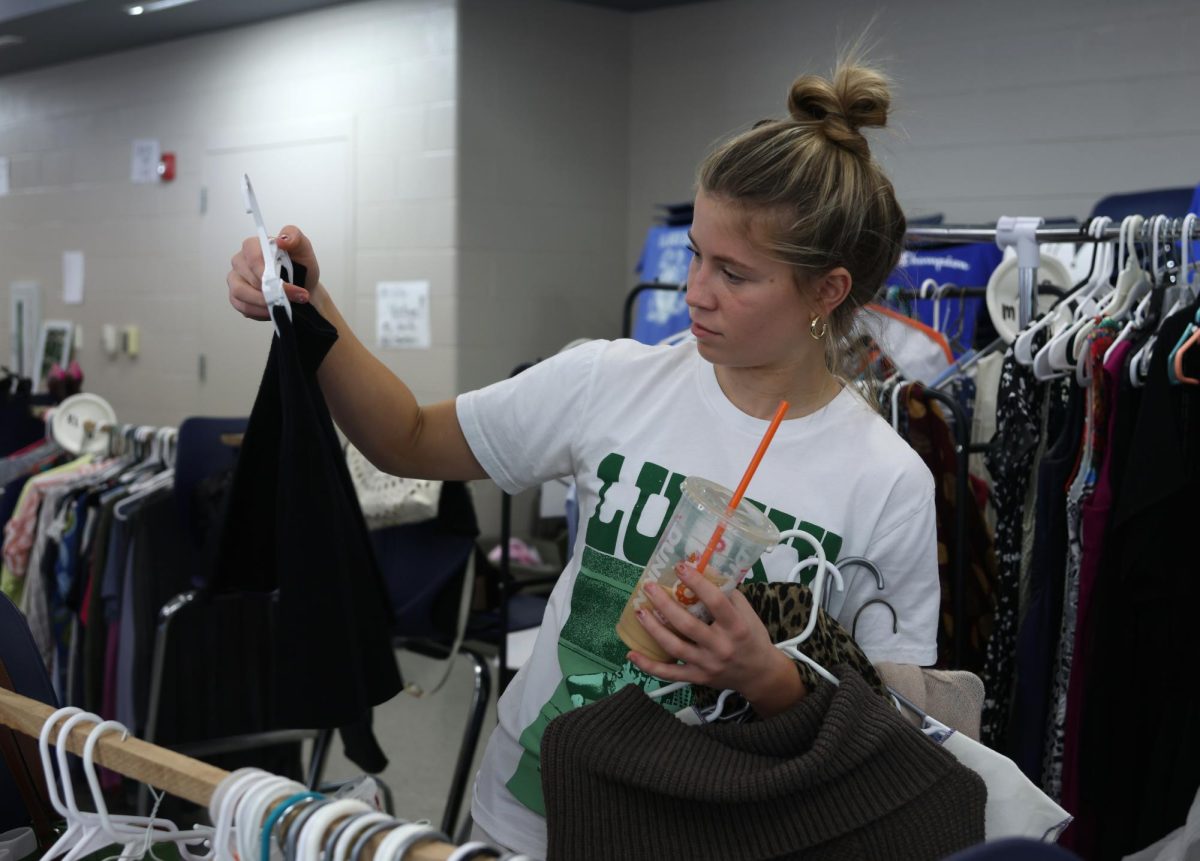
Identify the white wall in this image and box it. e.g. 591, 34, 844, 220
627, 0, 1200, 267
0, 0, 457, 425
457, 0, 630, 396
458, 0, 631, 533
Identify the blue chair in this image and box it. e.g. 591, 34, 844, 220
373, 480, 487, 841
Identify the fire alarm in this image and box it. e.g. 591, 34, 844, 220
157, 152, 176, 182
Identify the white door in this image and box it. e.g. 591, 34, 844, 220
198, 119, 352, 414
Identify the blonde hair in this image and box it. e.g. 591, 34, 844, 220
697, 60, 905, 380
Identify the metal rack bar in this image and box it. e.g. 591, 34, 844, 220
906, 221, 1200, 245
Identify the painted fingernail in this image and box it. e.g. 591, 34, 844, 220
644, 583, 658, 595
294, 291, 309, 304
635, 609, 646, 620
278, 233, 290, 242
676, 564, 692, 579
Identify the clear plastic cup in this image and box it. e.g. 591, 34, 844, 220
615, 476, 780, 662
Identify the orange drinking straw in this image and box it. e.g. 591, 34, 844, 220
695, 399, 789, 574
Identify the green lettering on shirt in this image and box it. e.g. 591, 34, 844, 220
505, 453, 843, 815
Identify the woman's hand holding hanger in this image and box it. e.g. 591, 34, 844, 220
227, 224, 321, 320
628, 562, 806, 718
223, 224, 487, 482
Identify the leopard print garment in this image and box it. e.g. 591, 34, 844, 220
692, 581, 887, 713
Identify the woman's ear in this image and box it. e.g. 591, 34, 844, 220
813, 267, 853, 316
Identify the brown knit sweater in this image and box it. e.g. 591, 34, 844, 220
541, 669, 986, 860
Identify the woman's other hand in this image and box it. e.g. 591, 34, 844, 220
628, 563, 806, 717
227, 224, 321, 320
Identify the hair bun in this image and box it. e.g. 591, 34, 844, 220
787, 64, 891, 157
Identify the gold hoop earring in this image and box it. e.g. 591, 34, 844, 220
810, 315, 827, 340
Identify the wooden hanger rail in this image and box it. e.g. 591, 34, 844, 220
0, 687, 459, 861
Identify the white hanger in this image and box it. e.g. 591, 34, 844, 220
208, 768, 271, 861
1095, 215, 1148, 324
329, 812, 394, 861
38, 707, 93, 861
1105, 214, 1167, 369
234, 775, 305, 861
916, 279, 940, 331
242, 174, 294, 336
647, 528, 834, 704
371, 821, 448, 861
1073, 215, 1144, 384
890, 379, 912, 434
1036, 217, 1112, 376
295, 799, 374, 861
45, 711, 126, 861
79, 720, 203, 860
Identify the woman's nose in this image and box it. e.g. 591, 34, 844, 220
685, 267, 716, 309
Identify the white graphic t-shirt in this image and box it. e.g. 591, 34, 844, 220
457, 339, 939, 857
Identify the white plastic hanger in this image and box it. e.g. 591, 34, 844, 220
84, 724, 216, 858
890, 379, 912, 434
80, 721, 214, 860
242, 174, 294, 336
38, 707, 95, 861
1105, 214, 1168, 369
1089, 215, 1147, 328
1073, 215, 1145, 385
647, 528, 834, 704
328, 811, 394, 861
295, 799, 375, 861
46, 711, 130, 861
1036, 217, 1112, 376
208, 768, 271, 861
234, 775, 304, 861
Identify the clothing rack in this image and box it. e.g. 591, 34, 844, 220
906, 217, 1200, 329
0, 687, 461, 861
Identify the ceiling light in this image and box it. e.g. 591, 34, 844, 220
124, 0, 202, 15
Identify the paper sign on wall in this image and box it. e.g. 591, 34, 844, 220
62, 251, 84, 305
130, 139, 160, 184
376, 281, 430, 349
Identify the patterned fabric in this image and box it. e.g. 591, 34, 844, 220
897, 385, 998, 673
1041, 322, 1117, 802
0, 457, 99, 599
980, 341, 1045, 747
691, 581, 887, 715
1042, 483, 1085, 801
1059, 323, 1120, 826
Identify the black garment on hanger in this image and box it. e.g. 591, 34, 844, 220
0, 383, 44, 458
1006, 380, 1081, 783
1077, 305, 1200, 859
980, 339, 1046, 747
211, 301, 402, 729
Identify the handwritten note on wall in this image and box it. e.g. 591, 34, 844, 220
376, 280, 431, 349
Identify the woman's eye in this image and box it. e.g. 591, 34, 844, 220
723, 269, 746, 285
686, 245, 700, 259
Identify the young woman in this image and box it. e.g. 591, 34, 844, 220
228, 61, 939, 857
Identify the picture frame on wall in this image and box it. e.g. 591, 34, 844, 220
8, 281, 41, 377
34, 320, 74, 393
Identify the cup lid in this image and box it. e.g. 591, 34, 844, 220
681, 476, 780, 546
